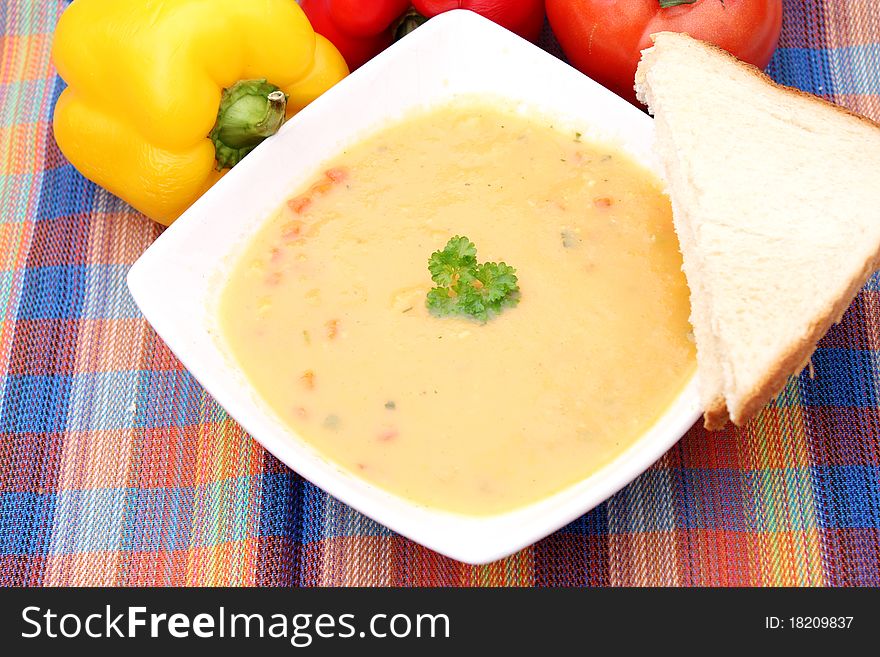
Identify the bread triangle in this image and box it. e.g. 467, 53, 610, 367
635, 32, 880, 429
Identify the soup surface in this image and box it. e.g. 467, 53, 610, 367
219, 101, 694, 515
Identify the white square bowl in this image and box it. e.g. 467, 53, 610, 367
127, 9, 700, 564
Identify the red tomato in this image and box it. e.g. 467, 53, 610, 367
546, 0, 783, 104
413, 1, 546, 42
301, 0, 411, 70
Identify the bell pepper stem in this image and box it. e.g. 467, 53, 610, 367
209, 79, 288, 170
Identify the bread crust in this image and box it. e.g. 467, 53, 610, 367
703, 399, 729, 430
729, 249, 880, 426
637, 31, 880, 430
640, 32, 880, 134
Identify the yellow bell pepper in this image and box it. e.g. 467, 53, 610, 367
52, 0, 348, 225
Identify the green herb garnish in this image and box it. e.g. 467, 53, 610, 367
426, 236, 520, 322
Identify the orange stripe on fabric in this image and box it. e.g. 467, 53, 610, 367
315, 500, 477, 586
184, 400, 264, 585
821, 291, 880, 350
670, 401, 824, 585
0, 33, 54, 83
749, 404, 812, 470
321, 535, 394, 586
677, 529, 763, 586
857, 290, 880, 351
142, 323, 190, 371
298, 539, 328, 587
0, 220, 30, 270
819, 2, 880, 121
191, 410, 263, 487
183, 538, 262, 587
609, 531, 680, 586
44, 550, 122, 586
74, 318, 146, 372
822, 0, 880, 49
469, 546, 533, 587
85, 209, 163, 263
0, 122, 51, 175
310, 535, 532, 586
675, 421, 745, 471
831, 94, 880, 123
44, 429, 134, 490
747, 392, 824, 586
83, 540, 262, 586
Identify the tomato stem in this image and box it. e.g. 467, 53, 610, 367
658, 0, 697, 8
393, 8, 428, 42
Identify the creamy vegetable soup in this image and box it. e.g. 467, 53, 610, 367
219, 101, 694, 515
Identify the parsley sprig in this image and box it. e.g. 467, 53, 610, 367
426, 236, 520, 322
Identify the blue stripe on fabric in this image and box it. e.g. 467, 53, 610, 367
296, 479, 328, 545
2, 370, 211, 433
596, 468, 817, 533
0, 43, 69, 572
767, 45, 880, 95
258, 472, 300, 539
862, 270, 880, 292
258, 472, 295, 540
0, 374, 72, 433
672, 468, 752, 532
258, 472, 327, 545
35, 165, 97, 221
0, 491, 57, 555
607, 467, 678, 533
0, 476, 268, 555
119, 476, 258, 551
16, 264, 86, 319
81, 263, 141, 319
134, 369, 204, 429
47, 486, 128, 555
65, 370, 139, 431
4, 477, 265, 555
811, 464, 880, 530
666, 467, 879, 533
797, 348, 877, 408
0, 268, 14, 408
323, 497, 394, 539
563, 498, 609, 535
118, 485, 195, 553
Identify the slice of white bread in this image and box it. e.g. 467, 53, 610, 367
634, 32, 880, 429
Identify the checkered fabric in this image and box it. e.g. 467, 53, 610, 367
1, 0, 878, 585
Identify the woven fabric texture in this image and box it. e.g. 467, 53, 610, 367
1, 0, 879, 586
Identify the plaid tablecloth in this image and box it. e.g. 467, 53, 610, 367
1, 0, 879, 586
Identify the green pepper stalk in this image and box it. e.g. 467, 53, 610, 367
209, 79, 288, 169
